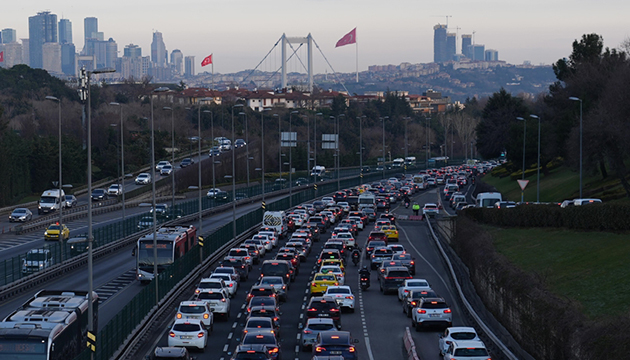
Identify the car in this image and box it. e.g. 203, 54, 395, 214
387, 244, 405, 254
494, 201, 517, 209
272, 178, 288, 190
180, 158, 194, 167
306, 296, 341, 329
247, 285, 279, 305
167, 319, 207, 351
91, 188, 108, 201
195, 278, 230, 299
323, 286, 355, 312
438, 327, 481, 356
392, 252, 416, 275
239, 331, 280, 360
443, 340, 490, 360
312, 330, 358, 360
411, 297, 453, 330
231, 344, 272, 360
402, 289, 439, 317
370, 247, 394, 270
156, 160, 171, 171
365, 240, 387, 259
160, 164, 174, 176
235, 139, 246, 148
379, 266, 412, 294
208, 273, 238, 297
242, 244, 261, 264
22, 249, 53, 274
381, 225, 399, 242
175, 301, 214, 331
319, 265, 345, 286
397, 278, 431, 301
150, 203, 170, 218
310, 272, 339, 295
135, 173, 152, 185
246, 296, 278, 314
422, 203, 439, 216
361, 165, 371, 173
220, 258, 249, 281
227, 248, 253, 269
153, 346, 192, 360
107, 184, 122, 196
301, 318, 336, 352
257, 276, 288, 302
137, 216, 155, 230
64, 195, 78, 208
44, 222, 70, 241
194, 290, 230, 320
209, 147, 221, 157
241, 317, 277, 339
455, 202, 468, 211
248, 305, 282, 333
9, 208, 33, 222
321, 197, 335, 206
213, 266, 241, 282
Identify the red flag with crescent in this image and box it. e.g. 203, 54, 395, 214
201, 54, 212, 67
335, 28, 356, 48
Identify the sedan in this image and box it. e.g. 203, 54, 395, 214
44, 223, 70, 241
180, 158, 194, 167
323, 285, 355, 312
397, 278, 431, 301
156, 160, 171, 171
234, 139, 246, 148
312, 331, 358, 360
107, 184, 122, 196
301, 318, 336, 351
90, 188, 108, 201
167, 319, 207, 351
135, 173, 151, 185
64, 195, 77, 208
422, 203, 440, 216
160, 164, 173, 176
239, 331, 280, 360
9, 208, 33, 222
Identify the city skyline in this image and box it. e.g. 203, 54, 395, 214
2, 0, 629, 74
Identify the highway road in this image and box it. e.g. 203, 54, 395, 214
138, 183, 496, 360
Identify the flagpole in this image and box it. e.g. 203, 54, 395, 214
355, 36, 359, 83
211, 54, 214, 90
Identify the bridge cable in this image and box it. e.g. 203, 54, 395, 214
311, 38, 350, 94
242, 36, 283, 86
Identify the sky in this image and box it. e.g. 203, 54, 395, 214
4, 0, 629, 75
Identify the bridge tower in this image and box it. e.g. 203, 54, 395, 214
281, 33, 313, 92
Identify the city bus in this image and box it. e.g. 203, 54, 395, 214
135, 225, 197, 283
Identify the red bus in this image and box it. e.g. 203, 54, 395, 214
135, 225, 197, 283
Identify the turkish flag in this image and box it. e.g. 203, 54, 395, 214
0, 51, 4, 62
201, 54, 212, 67
335, 28, 357, 48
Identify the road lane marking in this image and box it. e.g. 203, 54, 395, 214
232, 322, 237, 328
227, 332, 233, 339
223, 344, 229, 352
236, 312, 242, 318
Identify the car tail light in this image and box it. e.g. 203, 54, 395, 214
349, 346, 356, 353
169, 331, 175, 337
315, 346, 325, 352
307, 308, 317, 312
268, 347, 279, 354
197, 332, 205, 338
228, 283, 234, 287
411, 301, 417, 306
346, 296, 354, 300
330, 308, 339, 312
195, 289, 200, 294
203, 313, 209, 319
417, 309, 426, 314
303, 329, 312, 334
176, 313, 182, 319
444, 309, 452, 313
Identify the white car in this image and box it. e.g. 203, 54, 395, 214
337, 202, 350, 213
321, 211, 336, 224
324, 285, 355, 312
160, 164, 173, 175
213, 266, 241, 282
107, 184, 122, 196
319, 265, 345, 285
331, 232, 355, 248
209, 273, 238, 297
258, 231, 278, 247
397, 278, 431, 301
321, 197, 335, 206
206, 188, 222, 198
167, 319, 207, 350
243, 239, 266, 256
252, 235, 273, 251
175, 301, 214, 330
156, 160, 171, 171
387, 244, 405, 254
411, 297, 452, 330
347, 216, 364, 230
443, 340, 490, 360
195, 278, 230, 298
438, 327, 481, 356
422, 203, 440, 216
195, 290, 230, 320
135, 173, 151, 185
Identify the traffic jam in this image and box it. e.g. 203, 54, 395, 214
154, 166, 493, 360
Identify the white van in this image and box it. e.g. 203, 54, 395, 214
262, 211, 288, 239
475, 192, 503, 208
358, 193, 376, 210
310, 166, 326, 178
573, 198, 602, 206
38, 189, 66, 214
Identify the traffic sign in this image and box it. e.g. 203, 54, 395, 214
517, 179, 529, 191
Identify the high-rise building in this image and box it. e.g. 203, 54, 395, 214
184, 56, 195, 77
21, 39, 29, 65
472, 44, 485, 61
433, 24, 448, 63
58, 19, 72, 44
446, 33, 456, 61
105, 38, 117, 68
84, 17, 98, 41
485, 49, 498, 61
170, 49, 183, 74
61, 42, 75, 75
2, 28, 17, 44
461, 34, 472, 59
42, 42, 62, 73
0, 42, 23, 68
151, 31, 166, 67
124, 44, 141, 58
28, 11, 58, 69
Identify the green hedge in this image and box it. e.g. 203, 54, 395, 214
464, 203, 630, 231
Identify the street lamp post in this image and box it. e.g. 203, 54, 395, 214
530, 114, 541, 203
425, 117, 431, 169
569, 97, 583, 198
314, 113, 322, 184
231, 104, 244, 240
289, 111, 299, 207
203, 109, 214, 193
516, 117, 527, 203
357, 116, 365, 177
163, 107, 175, 210
239, 112, 251, 187
45, 96, 63, 253
109, 102, 126, 221
380, 117, 386, 178
261, 109, 271, 206
79, 67, 115, 359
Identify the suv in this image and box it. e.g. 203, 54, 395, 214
22, 249, 53, 274
411, 297, 453, 330
402, 289, 439, 317
261, 260, 294, 283
175, 301, 214, 331
231, 344, 271, 360
195, 290, 230, 320
306, 296, 341, 329
444, 340, 490, 360
378, 266, 412, 294
220, 258, 250, 281
312, 330, 358, 360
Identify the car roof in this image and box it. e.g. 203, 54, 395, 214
446, 326, 478, 333
306, 317, 335, 325
173, 318, 202, 325
179, 301, 208, 307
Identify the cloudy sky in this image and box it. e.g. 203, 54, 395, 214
4, 0, 629, 74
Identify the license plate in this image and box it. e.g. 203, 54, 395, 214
186, 316, 199, 319
318, 313, 329, 317
180, 335, 193, 339
330, 351, 343, 355
430, 314, 441, 317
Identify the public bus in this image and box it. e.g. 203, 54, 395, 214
135, 225, 197, 283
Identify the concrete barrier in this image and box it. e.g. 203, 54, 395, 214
402, 327, 421, 360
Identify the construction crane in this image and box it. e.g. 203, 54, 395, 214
432, 15, 452, 28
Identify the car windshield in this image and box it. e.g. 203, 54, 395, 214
47, 225, 60, 230
13, 209, 27, 214
179, 305, 206, 314
315, 275, 335, 281
454, 348, 489, 356
172, 323, 201, 332
243, 334, 276, 345
26, 252, 47, 261
326, 288, 350, 294
451, 332, 478, 340
308, 323, 335, 331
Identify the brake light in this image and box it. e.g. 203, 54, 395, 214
176, 313, 182, 319
303, 330, 312, 334
195, 289, 200, 294
444, 309, 452, 313
269, 347, 279, 354
228, 283, 234, 287
411, 301, 417, 306
346, 296, 354, 300
315, 346, 325, 352
169, 331, 175, 337
330, 308, 339, 312
307, 308, 317, 312
197, 332, 205, 338
349, 346, 356, 353
417, 309, 427, 314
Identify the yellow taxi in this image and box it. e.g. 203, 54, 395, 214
310, 272, 339, 295
44, 223, 70, 241
381, 225, 399, 242
320, 258, 346, 273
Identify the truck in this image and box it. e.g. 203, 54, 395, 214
262, 211, 288, 239
38, 189, 66, 214
358, 193, 376, 210
22, 249, 53, 274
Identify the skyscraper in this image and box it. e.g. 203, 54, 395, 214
58, 19, 72, 44
433, 24, 448, 63
84, 17, 98, 41
61, 42, 76, 75
42, 42, 62, 73
21, 39, 29, 65
461, 34, 472, 59
0, 42, 23, 68
472, 44, 485, 61
170, 49, 183, 74
28, 11, 58, 69
184, 56, 195, 77
2, 28, 17, 44
124, 44, 141, 58
151, 31, 166, 67
105, 38, 117, 68
485, 49, 498, 61
446, 33, 456, 61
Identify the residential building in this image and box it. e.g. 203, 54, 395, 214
446, 33, 456, 61
485, 49, 499, 61
433, 24, 447, 63
0, 41, 23, 68
184, 56, 195, 77
2, 28, 17, 44
28, 11, 58, 69
151, 31, 166, 67
58, 19, 72, 44
472, 44, 485, 61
